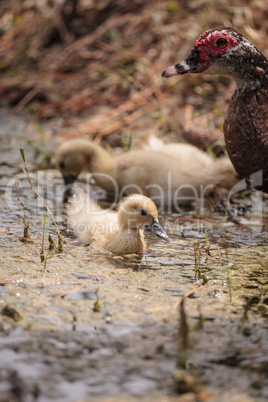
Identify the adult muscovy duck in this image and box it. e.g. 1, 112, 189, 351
162, 27, 268, 192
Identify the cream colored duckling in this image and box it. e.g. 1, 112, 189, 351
55, 139, 238, 207
143, 135, 213, 170
68, 192, 169, 254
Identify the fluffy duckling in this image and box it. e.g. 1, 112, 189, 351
55, 139, 238, 207
68, 192, 169, 254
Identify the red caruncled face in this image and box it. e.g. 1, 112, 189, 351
194, 30, 238, 65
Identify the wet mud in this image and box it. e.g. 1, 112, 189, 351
0, 110, 267, 401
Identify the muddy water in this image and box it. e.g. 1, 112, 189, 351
0, 110, 267, 402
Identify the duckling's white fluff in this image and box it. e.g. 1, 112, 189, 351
67, 191, 168, 254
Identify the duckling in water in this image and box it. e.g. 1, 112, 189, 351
55, 139, 238, 207
68, 192, 169, 254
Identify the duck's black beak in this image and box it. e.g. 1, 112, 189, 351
145, 218, 169, 242
162, 49, 207, 77
63, 174, 76, 186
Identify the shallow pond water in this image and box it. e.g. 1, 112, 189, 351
0, 110, 267, 401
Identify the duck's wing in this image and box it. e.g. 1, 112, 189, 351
161, 143, 213, 169
143, 136, 213, 168
67, 190, 118, 244
192, 157, 238, 190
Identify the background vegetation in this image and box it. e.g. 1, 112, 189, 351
0, 0, 267, 144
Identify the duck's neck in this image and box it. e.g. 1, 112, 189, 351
230, 44, 268, 95
123, 228, 146, 253
83, 142, 114, 173
109, 226, 146, 253
117, 214, 146, 252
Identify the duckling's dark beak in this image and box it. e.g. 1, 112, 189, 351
62, 175, 76, 203
63, 186, 75, 203
63, 174, 76, 186
145, 218, 169, 242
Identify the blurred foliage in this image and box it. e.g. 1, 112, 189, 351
0, 0, 267, 141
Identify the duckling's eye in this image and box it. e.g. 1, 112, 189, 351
140, 209, 148, 216
215, 37, 227, 48
59, 161, 65, 169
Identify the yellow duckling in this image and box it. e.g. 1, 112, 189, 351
68, 192, 169, 254
55, 139, 238, 207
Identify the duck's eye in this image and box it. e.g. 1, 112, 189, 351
59, 161, 65, 169
140, 209, 148, 216
215, 37, 227, 48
